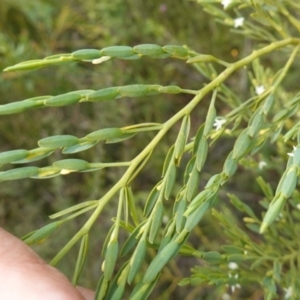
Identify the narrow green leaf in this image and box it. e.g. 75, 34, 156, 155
0, 100, 40, 115
101, 46, 134, 57
23, 221, 62, 245
129, 275, 159, 300
184, 201, 211, 232
0, 166, 39, 181
248, 109, 264, 137
162, 45, 189, 58
164, 163, 176, 200
260, 194, 286, 233
185, 165, 200, 202
256, 176, 274, 199
162, 146, 174, 177
87, 87, 119, 102
49, 200, 98, 219
292, 147, 300, 166
118, 85, 149, 97
106, 132, 137, 143
202, 251, 223, 264
149, 201, 164, 243
185, 189, 211, 214
103, 239, 119, 280
196, 137, 208, 172
271, 123, 283, 143
94, 276, 109, 300
187, 54, 218, 64
158, 86, 182, 94
72, 49, 102, 60
120, 221, 146, 257
144, 181, 162, 217
4, 60, 46, 72
232, 128, 252, 159
204, 173, 222, 189
85, 128, 123, 141
228, 194, 257, 219
277, 165, 298, 198
72, 234, 89, 285
223, 151, 237, 177
174, 197, 187, 233
133, 44, 164, 56
263, 94, 275, 115
158, 219, 176, 252
38, 135, 79, 149
13, 148, 54, 164
192, 124, 205, 155
121, 122, 162, 133
174, 115, 190, 163
31, 166, 61, 179
53, 159, 90, 172
0, 149, 29, 165
203, 89, 217, 137
143, 239, 183, 283
62, 140, 98, 154
101, 225, 116, 257
127, 237, 147, 284
183, 156, 195, 185
227, 254, 245, 262
125, 187, 139, 226
222, 245, 244, 254
104, 263, 129, 300
45, 92, 82, 106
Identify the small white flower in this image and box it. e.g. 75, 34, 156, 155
255, 85, 265, 95
258, 161, 267, 170
287, 146, 297, 157
162, 215, 169, 224
221, 0, 232, 9
227, 273, 241, 293
228, 262, 238, 270
284, 286, 293, 299
222, 293, 231, 300
296, 203, 300, 210
92, 56, 111, 64
60, 169, 72, 175
213, 118, 226, 130
234, 17, 244, 28
231, 283, 241, 293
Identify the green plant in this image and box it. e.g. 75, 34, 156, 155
2, 1, 300, 299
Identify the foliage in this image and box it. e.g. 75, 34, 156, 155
2, 0, 300, 299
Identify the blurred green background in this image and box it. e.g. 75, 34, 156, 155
0, 1, 269, 299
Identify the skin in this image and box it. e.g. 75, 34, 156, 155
0, 228, 95, 300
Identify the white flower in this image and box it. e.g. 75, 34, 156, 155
296, 203, 300, 210
234, 17, 244, 28
222, 293, 231, 300
287, 146, 297, 157
227, 273, 241, 293
60, 169, 72, 175
221, 0, 232, 9
284, 286, 293, 299
92, 56, 111, 64
258, 161, 267, 170
213, 118, 226, 130
228, 262, 238, 270
162, 215, 169, 224
255, 85, 265, 95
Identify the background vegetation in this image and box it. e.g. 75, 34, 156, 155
1, 1, 300, 299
